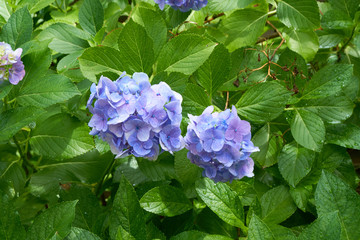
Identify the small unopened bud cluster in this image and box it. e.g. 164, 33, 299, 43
154, 0, 207, 12
0, 42, 25, 85
87, 72, 184, 160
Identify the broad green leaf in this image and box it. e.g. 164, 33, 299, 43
156, 34, 216, 75
152, 72, 188, 94
326, 124, 360, 150
79, 46, 124, 82
0, 155, 25, 194
29, 150, 113, 202
21, 0, 56, 14
30, 114, 94, 159
79, 0, 104, 35
183, 83, 211, 116
117, 20, 154, 74
0, 107, 44, 143
315, 171, 360, 240
289, 186, 312, 212
277, 0, 320, 30
195, 44, 230, 97
37, 23, 90, 54
294, 95, 354, 123
110, 176, 146, 240
114, 157, 149, 186
174, 149, 202, 192
171, 230, 233, 240
140, 186, 192, 217
65, 227, 101, 240
0, 7, 32, 48
17, 74, 80, 108
220, 9, 267, 51
146, 223, 166, 240
102, 28, 121, 50
0, 82, 13, 100
132, 6, 167, 58
116, 225, 136, 240
260, 185, 297, 224
236, 81, 291, 123
248, 214, 275, 240
321, 10, 354, 30
301, 64, 353, 99
283, 28, 319, 62
289, 110, 325, 152
137, 154, 176, 181
60, 185, 103, 234
251, 123, 283, 167
278, 142, 315, 187
195, 178, 245, 229
298, 211, 341, 240
0, 0, 10, 21
328, 0, 358, 18
57, 51, 83, 73
267, 224, 297, 240
0, 192, 26, 240
318, 33, 344, 49
27, 201, 77, 240
207, 0, 255, 13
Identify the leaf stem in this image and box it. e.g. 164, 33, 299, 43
96, 156, 117, 196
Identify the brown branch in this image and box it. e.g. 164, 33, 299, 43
224, 91, 229, 110
204, 13, 225, 24
266, 20, 285, 60
256, 29, 280, 44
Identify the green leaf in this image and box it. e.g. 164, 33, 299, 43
116, 225, 136, 240
195, 178, 245, 229
110, 176, 146, 240
248, 214, 275, 240
283, 28, 319, 62
20, 0, 56, 14
278, 142, 315, 187
195, 44, 230, 97
321, 10, 354, 30
65, 227, 102, 240
79, 46, 124, 82
27, 201, 77, 240
137, 154, 176, 181
79, 0, 104, 35
152, 72, 188, 94
183, 83, 211, 116
0, 107, 44, 143
251, 123, 283, 167
117, 20, 154, 74
29, 150, 113, 202
60, 185, 103, 234
17, 74, 80, 108
326, 124, 360, 150
315, 171, 360, 240
235, 81, 291, 123
0, 7, 32, 48
57, 51, 83, 73
0, 159, 25, 194
140, 186, 192, 217
289, 109, 325, 152
171, 230, 233, 240
298, 211, 341, 240
294, 95, 354, 123
132, 6, 167, 58
277, 0, 320, 30
301, 64, 353, 99
207, 0, 255, 13
174, 149, 202, 192
220, 9, 267, 51
0, 82, 12, 99
30, 114, 94, 159
318, 33, 344, 49
156, 34, 216, 75
328, 0, 358, 18
0, 192, 26, 240
0, 0, 10, 21
260, 185, 297, 224
289, 186, 311, 212
37, 23, 90, 54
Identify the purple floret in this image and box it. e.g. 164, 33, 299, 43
154, 0, 208, 12
184, 105, 259, 182
0, 42, 25, 85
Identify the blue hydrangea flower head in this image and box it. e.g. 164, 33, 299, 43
87, 72, 185, 160
154, 0, 207, 12
0, 42, 25, 85
184, 105, 259, 182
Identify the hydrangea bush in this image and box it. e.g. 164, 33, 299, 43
1, 0, 360, 240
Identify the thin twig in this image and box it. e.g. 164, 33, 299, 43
266, 20, 285, 60
224, 92, 229, 110
204, 13, 225, 24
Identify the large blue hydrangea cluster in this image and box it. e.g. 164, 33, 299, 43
185, 106, 259, 182
87, 72, 184, 160
154, 0, 207, 12
0, 42, 25, 85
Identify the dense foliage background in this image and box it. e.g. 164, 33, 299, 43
1, 0, 360, 239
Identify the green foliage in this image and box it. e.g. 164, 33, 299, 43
1, 0, 360, 239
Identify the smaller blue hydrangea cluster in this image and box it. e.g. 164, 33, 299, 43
154, 0, 207, 12
87, 72, 184, 160
185, 106, 259, 182
0, 42, 25, 85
